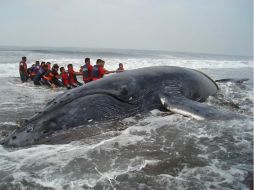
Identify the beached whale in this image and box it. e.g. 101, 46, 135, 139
3, 66, 238, 147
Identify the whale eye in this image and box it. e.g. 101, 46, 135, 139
120, 86, 128, 95
191, 93, 200, 101
12, 136, 16, 140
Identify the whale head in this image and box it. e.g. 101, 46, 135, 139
2, 123, 40, 147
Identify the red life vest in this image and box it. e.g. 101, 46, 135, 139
43, 69, 59, 82
43, 71, 54, 81
61, 72, 69, 86
19, 61, 27, 72
68, 69, 76, 85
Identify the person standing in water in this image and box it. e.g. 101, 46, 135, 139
19, 56, 28, 82
82, 57, 93, 84
67, 64, 83, 87
60, 67, 71, 89
42, 64, 63, 88
116, 63, 125, 72
46, 62, 51, 70
29, 61, 40, 81
92, 59, 115, 81
33, 64, 49, 85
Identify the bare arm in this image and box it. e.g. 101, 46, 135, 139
104, 69, 115, 74
74, 71, 83, 75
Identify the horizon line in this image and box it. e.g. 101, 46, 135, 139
0, 45, 252, 58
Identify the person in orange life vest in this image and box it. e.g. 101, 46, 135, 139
60, 67, 71, 89
19, 56, 29, 82
43, 64, 63, 88
116, 63, 125, 73
67, 64, 82, 87
82, 57, 93, 83
91, 59, 115, 81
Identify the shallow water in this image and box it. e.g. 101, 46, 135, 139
0, 48, 253, 190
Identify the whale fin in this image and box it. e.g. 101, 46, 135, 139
160, 95, 239, 120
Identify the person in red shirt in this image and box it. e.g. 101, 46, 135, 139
60, 67, 71, 89
82, 57, 93, 83
67, 64, 82, 87
91, 59, 115, 81
19, 56, 28, 82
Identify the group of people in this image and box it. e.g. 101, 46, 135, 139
19, 56, 125, 89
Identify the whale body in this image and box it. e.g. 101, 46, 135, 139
4, 66, 232, 147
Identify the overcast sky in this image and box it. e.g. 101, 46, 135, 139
0, 0, 252, 56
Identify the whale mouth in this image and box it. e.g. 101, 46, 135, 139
90, 92, 129, 104
2, 123, 39, 147
1, 129, 17, 147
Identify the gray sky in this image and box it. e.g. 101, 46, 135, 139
0, 0, 253, 56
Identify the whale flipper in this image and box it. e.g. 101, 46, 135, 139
160, 95, 235, 120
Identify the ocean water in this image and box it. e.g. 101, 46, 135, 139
0, 47, 253, 190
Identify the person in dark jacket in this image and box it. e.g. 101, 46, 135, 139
33, 64, 49, 85
91, 59, 115, 81
82, 57, 93, 83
